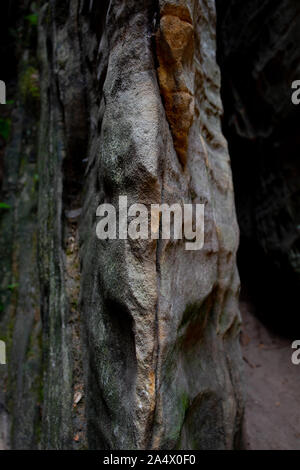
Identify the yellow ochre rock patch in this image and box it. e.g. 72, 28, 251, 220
156, 6, 195, 167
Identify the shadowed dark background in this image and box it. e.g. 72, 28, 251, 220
216, 0, 300, 335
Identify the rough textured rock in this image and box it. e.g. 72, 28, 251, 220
0, 2, 42, 450
77, 0, 243, 449
38, 1, 87, 449
0, 0, 244, 450
216, 0, 300, 332
156, 4, 195, 166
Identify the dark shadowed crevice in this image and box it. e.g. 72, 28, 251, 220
216, 0, 300, 336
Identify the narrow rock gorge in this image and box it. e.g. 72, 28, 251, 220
216, 0, 300, 334
7, 0, 300, 451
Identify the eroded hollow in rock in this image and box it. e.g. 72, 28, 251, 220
216, 0, 300, 336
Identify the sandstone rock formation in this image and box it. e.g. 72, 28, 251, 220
0, 1, 42, 450
0, 0, 244, 449
156, 4, 195, 166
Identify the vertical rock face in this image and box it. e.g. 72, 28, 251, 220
0, 2, 42, 450
1, 0, 244, 449
77, 0, 243, 449
216, 0, 300, 332
38, 0, 87, 449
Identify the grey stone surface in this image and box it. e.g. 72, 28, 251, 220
0, 71, 42, 450
78, 0, 244, 450
0, 0, 244, 450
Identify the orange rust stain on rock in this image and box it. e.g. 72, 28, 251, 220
148, 370, 156, 398
160, 4, 193, 24
156, 7, 195, 167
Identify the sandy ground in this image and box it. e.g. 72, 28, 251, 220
241, 300, 300, 450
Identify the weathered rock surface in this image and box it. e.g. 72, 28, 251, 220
216, 0, 300, 332
0, 0, 244, 450
77, 0, 244, 449
156, 4, 195, 166
0, 2, 42, 449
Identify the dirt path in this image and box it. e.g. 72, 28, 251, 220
241, 300, 300, 450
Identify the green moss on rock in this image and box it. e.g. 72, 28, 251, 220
20, 67, 40, 105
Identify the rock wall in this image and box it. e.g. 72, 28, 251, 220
77, 0, 243, 449
0, 0, 244, 450
0, 1, 42, 449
